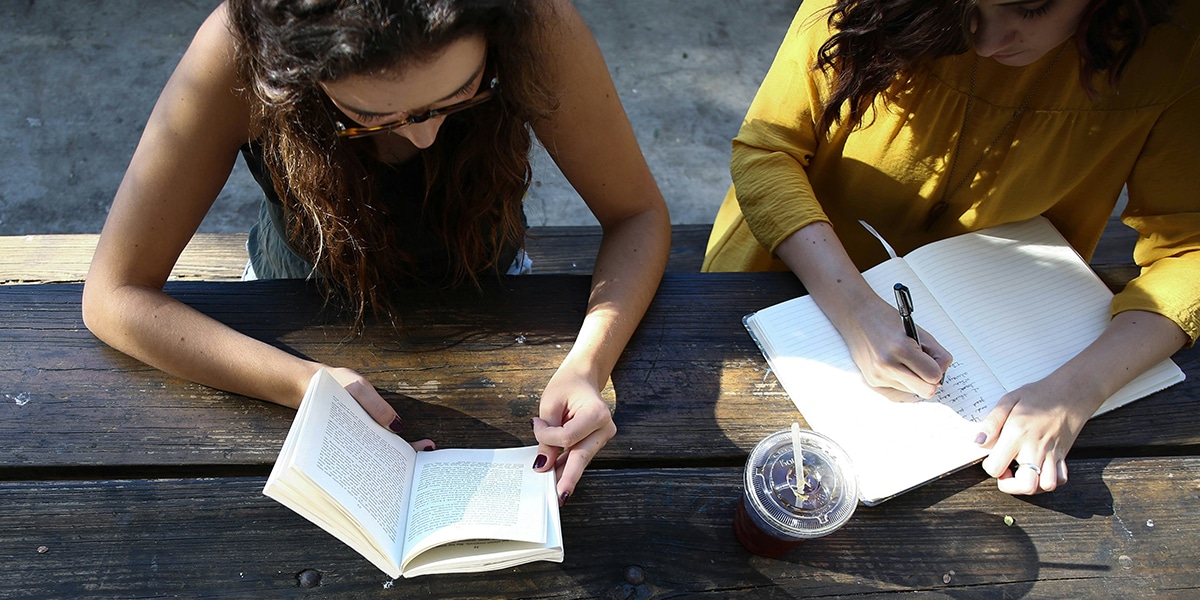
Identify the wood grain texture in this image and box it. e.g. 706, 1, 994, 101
0, 217, 1136, 284
0, 233, 250, 284
2, 247, 1197, 598
2, 458, 1196, 598
2, 275, 1197, 474
0, 225, 712, 284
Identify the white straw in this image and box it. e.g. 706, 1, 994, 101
791, 422, 805, 486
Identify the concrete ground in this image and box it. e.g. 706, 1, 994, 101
0, 0, 801, 235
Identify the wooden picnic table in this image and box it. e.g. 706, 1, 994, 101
1, 224, 1198, 598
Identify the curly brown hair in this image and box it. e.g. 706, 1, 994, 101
227, 0, 557, 326
813, 0, 1176, 135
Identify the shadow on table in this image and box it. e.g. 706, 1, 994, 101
604, 272, 808, 469
798, 509, 1042, 598
557, 480, 1054, 599
1022, 457, 1117, 519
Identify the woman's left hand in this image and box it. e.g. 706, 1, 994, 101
530, 368, 617, 506
522, 0, 669, 507
975, 374, 1095, 495
975, 310, 1188, 495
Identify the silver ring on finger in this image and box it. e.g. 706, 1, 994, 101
1018, 462, 1041, 475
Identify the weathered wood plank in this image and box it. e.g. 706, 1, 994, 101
2, 276, 1197, 472
0, 216, 1140, 284
0, 233, 250, 284
1090, 215, 1137, 266
2, 458, 1196, 598
526, 224, 710, 274
0, 225, 712, 284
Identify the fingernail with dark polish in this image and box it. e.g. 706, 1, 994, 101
974, 432, 987, 445
559, 491, 571, 505
532, 454, 547, 470
530, 418, 537, 429
388, 416, 404, 433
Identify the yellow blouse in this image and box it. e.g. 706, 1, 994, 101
703, 0, 1200, 343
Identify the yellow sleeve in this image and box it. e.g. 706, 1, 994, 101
1113, 46, 1200, 344
728, 1, 834, 254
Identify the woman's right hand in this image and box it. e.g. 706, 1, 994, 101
774, 221, 952, 399
834, 295, 952, 399
324, 367, 435, 451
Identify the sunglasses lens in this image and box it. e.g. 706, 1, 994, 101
331, 78, 498, 138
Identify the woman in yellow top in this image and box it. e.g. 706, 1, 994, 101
705, 0, 1198, 495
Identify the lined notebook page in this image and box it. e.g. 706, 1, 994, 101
905, 217, 1183, 411
904, 218, 1103, 389
745, 258, 998, 503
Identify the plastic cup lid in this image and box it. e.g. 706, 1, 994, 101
743, 428, 858, 538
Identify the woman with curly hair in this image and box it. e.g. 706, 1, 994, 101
83, 0, 671, 504
704, 0, 1197, 495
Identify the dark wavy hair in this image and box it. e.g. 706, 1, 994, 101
227, 0, 556, 327
814, 0, 1176, 135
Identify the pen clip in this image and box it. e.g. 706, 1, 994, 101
893, 283, 913, 317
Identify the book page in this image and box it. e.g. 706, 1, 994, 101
745, 258, 1001, 504
400, 446, 553, 571
289, 370, 418, 571
264, 375, 399, 576
400, 470, 563, 577
905, 217, 1183, 410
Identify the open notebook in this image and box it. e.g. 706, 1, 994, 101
744, 217, 1185, 505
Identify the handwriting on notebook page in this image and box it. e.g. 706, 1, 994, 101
925, 362, 990, 422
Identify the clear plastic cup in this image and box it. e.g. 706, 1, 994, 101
733, 428, 858, 556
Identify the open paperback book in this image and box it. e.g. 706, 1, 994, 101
744, 216, 1185, 505
264, 369, 562, 578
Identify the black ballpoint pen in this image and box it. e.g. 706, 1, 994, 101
893, 283, 920, 346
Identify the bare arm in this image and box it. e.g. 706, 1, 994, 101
81, 4, 406, 432
527, 0, 672, 502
